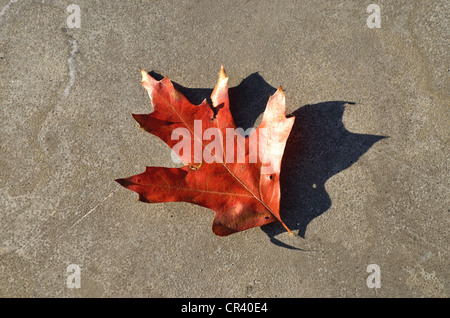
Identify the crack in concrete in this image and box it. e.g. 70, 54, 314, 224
63, 37, 78, 96
15, 189, 118, 257
66, 189, 117, 232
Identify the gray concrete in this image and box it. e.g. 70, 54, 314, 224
0, 0, 448, 297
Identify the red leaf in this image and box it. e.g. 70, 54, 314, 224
116, 66, 295, 236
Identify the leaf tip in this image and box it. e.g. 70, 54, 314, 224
140, 68, 156, 90
219, 64, 227, 80
115, 178, 130, 188
211, 64, 229, 108
131, 113, 148, 128
270, 86, 285, 101
140, 68, 148, 81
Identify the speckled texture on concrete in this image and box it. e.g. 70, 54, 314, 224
0, 0, 448, 297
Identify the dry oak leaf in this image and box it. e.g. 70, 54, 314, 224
116, 66, 295, 236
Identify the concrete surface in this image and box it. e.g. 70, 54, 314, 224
0, 0, 448, 297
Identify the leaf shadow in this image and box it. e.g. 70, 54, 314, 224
148, 70, 386, 248
263, 101, 386, 248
